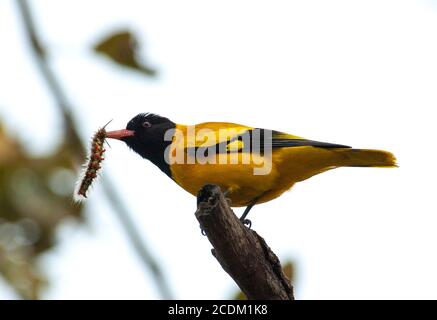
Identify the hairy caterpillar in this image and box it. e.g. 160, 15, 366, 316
74, 122, 110, 202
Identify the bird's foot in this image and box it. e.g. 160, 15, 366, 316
241, 218, 252, 229
200, 225, 207, 236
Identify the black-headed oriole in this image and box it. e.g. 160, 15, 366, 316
106, 113, 396, 223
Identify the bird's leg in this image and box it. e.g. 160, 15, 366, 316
239, 204, 254, 228
239, 191, 270, 228
239, 198, 260, 229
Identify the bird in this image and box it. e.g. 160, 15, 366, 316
106, 113, 396, 225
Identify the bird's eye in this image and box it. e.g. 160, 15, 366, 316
142, 121, 152, 128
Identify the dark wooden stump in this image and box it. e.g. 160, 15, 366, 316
195, 184, 294, 300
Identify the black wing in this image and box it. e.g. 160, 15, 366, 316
187, 128, 350, 155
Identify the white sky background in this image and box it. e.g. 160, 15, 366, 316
0, 0, 437, 299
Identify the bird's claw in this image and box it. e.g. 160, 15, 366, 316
242, 219, 252, 229
200, 225, 207, 236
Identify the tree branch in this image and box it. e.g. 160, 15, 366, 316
16, 0, 173, 299
196, 185, 294, 300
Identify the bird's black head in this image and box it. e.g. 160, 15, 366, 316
106, 113, 176, 177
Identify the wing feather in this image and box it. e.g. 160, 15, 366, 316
183, 125, 350, 154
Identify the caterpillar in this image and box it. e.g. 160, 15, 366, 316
74, 122, 110, 202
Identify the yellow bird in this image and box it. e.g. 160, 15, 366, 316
106, 113, 396, 224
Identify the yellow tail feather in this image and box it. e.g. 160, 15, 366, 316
337, 149, 397, 168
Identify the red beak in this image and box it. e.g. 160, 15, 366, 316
106, 129, 135, 140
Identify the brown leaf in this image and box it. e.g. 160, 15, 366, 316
94, 30, 157, 76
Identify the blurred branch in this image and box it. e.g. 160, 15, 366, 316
196, 185, 294, 300
16, 0, 173, 299
16, 0, 83, 159
101, 176, 173, 298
